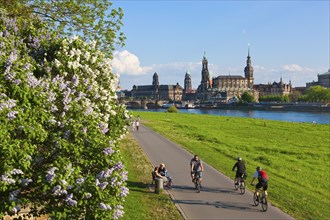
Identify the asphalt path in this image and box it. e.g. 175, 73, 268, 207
131, 125, 294, 220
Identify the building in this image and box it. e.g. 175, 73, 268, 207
131, 72, 183, 101
196, 49, 254, 102
254, 78, 292, 97
306, 69, 330, 88
182, 70, 197, 101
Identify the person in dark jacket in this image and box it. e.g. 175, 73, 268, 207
232, 157, 247, 185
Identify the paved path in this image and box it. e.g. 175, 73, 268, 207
131, 125, 294, 220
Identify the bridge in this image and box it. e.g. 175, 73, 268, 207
118, 99, 168, 109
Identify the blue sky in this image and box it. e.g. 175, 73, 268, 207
111, 1, 329, 90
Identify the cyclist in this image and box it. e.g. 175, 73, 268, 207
251, 166, 269, 199
232, 157, 247, 185
190, 155, 204, 185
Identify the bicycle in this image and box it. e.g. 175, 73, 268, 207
234, 175, 245, 194
252, 187, 268, 211
192, 171, 202, 193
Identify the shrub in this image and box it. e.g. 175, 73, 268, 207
0, 9, 130, 219
166, 105, 179, 113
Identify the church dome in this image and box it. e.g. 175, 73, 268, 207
244, 66, 254, 72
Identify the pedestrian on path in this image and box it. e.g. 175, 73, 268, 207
136, 120, 140, 131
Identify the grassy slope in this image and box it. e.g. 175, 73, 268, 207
132, 111, 330, 220
121, 133, 183, 220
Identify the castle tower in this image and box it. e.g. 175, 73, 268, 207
244, 46, 254, 88
152, 72, 159, 86
184, 70, 192, 92
201, 51, 210, 91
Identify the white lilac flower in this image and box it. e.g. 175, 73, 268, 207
9, 190, 20, 201
13, 79, 21, 85
65, 193, 77, 206
46, 167, 56, 183
113, 205, 124, 219
98, 182, 108, 190
103, 147, 114, 155
76, 177, 86, 184
99, 203, 111, 210
120, 171, 128, 182
10, 169, 23, 175
82, 127, 87, 134
21, 178, 32, 187
49, 119, 57, 124
7, 111, 18, 120
11, 206, 20, 214
103, 168, 114, 178
0, 174, 16, 184
98, 122, 109, 134
120, 186, 129, 197
50, 105, 58, 112
54, 59, 61, 68
114, 162, 124, 170
84, 106, 93, 116
85, 193, 92, 199
26, 72, 40, 88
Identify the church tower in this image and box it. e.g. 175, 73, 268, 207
244, 46, 254, 89
201, 51, 210, 91
184, 70, 192, 92
152, 72, 159, 86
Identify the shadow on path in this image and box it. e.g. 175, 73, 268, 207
172, 185, 238, 195
173, 199, 260, 212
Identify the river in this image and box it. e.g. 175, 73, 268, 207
133, 108, 330, 124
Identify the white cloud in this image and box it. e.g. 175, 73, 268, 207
114, 52, 327, 89
282, 64, 304, 72
111, 50, 152, 76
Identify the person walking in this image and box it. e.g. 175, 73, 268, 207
136, 120, 140, 131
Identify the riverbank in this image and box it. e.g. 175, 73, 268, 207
131, 111, 330, 220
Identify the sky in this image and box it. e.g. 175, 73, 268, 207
110, 1, 329, 90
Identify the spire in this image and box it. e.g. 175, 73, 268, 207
203, 50, 206, 59
248, 43, 250, 58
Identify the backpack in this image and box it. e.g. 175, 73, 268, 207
259, 170, 269, 181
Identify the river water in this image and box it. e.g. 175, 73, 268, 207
134, 108, 330, 124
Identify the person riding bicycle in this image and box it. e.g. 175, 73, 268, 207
251, 166, 269, 199
190, 155, 204, 184
232, 157, 247, 185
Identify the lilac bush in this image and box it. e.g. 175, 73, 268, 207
0, 9, 130, 219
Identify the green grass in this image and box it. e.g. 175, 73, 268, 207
132, 111, 330, 220
121, 133, 183, 220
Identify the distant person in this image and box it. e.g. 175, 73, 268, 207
136, 120, 140, 131
132, 120, 136, 131
190, 155, 204, 183
251, 166, 269, 199
232, 157, 247, 185
137, 115, 140, 121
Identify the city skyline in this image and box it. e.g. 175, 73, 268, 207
110, 1, 329, 90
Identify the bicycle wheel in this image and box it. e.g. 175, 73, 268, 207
253, 192, 259, 206
262, 196, 268, 211
196, 181, 201, 193
234, 180, 239, 190
240, 181, 245, 194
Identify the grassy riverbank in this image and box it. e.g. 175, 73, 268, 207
121, 133, 183, 220
132, 111, 330, 220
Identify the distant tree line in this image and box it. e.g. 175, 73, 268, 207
259, 95, 289, 102
297, 86, 330, 103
